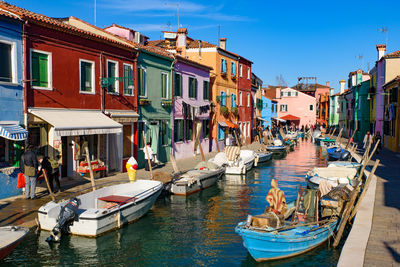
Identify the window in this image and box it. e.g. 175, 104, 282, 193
218, 125, 225, 140
79, 59, 95, 93
160, 120, 168, 145
247, 122, 250, 138
295, 92, 298, 96
221, 91, 226, 106
174, 73, 182, 97
107, 60, 118, 93
239, 64, 243, 77
185, 119, 193, 141
247, 68, 250, 79
202, 120, 209, 139
231, 94, 236, 108
138, 122, 145, 148
161, 72, 168, 99
247, 93, 250, 107
288, 91, 291, 97
0, 41, 15, 83
138, 67, 146, 97
221, 58, 227, 74
203, 80, 209, 100
239, 92, 243, 106
123, 64, 133, 95
309, 104, 314, 111
174, 120, 184, 142
231, 62, 236, 77
123, 124, 132, 158
280, 104, 287, 112
31, 50, 51, 89
189, 77, 198, 99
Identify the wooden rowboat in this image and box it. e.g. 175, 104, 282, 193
0, 226, 29, 261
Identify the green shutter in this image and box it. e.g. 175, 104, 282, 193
31, 52, 39, 87
32, 52, 49, 88
195, 79, 198, 99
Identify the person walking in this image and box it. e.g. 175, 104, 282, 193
374, 131, 382, 154
363, 131, 373, 150
38, 155, 61, 193
20, 145, 38, 199
144, 142, 153, 171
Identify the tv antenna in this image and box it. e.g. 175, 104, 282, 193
377, 26, 388, 47
165, 3, 180, 30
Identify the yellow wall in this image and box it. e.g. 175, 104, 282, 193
383, 82, 399, 152
385, 58, 400, 83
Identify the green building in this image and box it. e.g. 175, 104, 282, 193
137, 46, 174, 168
351, 74, 371, 142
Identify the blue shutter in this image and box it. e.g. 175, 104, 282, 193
231, 94, 236, 108
221, 91, 226, 106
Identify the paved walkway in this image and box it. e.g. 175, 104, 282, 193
0, 142, 261, 229
364, 148, 400, 266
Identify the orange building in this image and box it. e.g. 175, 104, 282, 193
150, 29, 241, 150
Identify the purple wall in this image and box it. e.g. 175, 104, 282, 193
172, 60, 211, 160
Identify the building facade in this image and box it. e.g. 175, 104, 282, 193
237, 56, 253, 144
382, 76, 399, 152
0, 10, 27, 199
172, 56, 211, 160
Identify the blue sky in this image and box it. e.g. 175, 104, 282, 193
8, 0, 400, 92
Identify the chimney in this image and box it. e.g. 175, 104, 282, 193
326, 81, 330, 88
220, 38, 227, 50
376, 44, 386, 60
177, 28, 188, 48
339, 80, 345, 94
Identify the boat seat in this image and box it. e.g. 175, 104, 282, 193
224, 146, 240, 161
98, 195, 134, 203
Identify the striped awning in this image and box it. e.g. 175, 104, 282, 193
0, 125, 28, 141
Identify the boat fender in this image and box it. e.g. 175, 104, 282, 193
245, 215, 252, 227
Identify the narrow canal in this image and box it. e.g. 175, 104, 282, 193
1, 139, 342, 266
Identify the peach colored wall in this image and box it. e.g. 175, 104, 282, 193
277, 88, 316, 127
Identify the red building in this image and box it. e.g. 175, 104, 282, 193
237, 56, 253, 144
1, 2, 138, 176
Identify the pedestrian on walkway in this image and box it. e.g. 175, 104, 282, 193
363, 131, 373, 149
374, 131, 382, 154
20, 145, 38, 199
144, 142, 153, 171
38, 155, 61, 193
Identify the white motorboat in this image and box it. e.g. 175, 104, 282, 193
169, 164, 225, 196
306, 167, 358, 189
38, 180, 163, 237
254, 151, 272, 166
0, 226, 29, 261
209, 147, 256, 175
328, 161, 362, 171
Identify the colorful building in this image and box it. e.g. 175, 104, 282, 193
382, 76, 399, 152
1, 3, 142, 178
171, 55, 212, 160
252, 73, 263, 135
237, 56, 253, 145
150, 30, 241, 150
106, 24, 175, 168
328, 81, 342, 127
260, 96, 277, 128
0, 9, 27, 199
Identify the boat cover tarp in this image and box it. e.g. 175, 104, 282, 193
308, 167, 357, 179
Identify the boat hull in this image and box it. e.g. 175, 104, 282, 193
38, 181, 163, 237
255, 152, 272, 166
235, 220, 338, 261
0, 226, 29, 261
170, 168, 225, 196
267, 146, 286, 153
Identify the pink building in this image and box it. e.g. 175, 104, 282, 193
275, 87, 316, 128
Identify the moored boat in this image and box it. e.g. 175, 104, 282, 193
38, 180, 163, 237
0, 226, 29, 261
306, 167, 358, 189
208, 147, 256, 175
254, 151, 272, 166
328, 161, 362, 171
266, 145, 286, 153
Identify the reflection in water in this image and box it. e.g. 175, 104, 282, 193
2, 139, 342, 266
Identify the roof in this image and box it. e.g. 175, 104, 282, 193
383, 75, 400, 88
0, 7, 21, 20
291, 83, 330, 92
384, 50, 400, 59
280, 114, 300, 121
348, 70, 369, 76
263, 87, 279, 100
0, 1, 134, 51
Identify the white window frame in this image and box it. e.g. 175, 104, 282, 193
247, 93, 250, 107
106, 59, 119, 94
280, 104, 288, 112
188, 76, 197, 99
161, 72, 169, 99
123, 63, 134, 96
79, 59, 95, 94
30, 49, 53, 90
239, 64, 243, 77
138, 66, 147, 98
239, 91, 243, 106
0, 40, 17, 85
247, 122, 250, 137
247, 67, 250, 80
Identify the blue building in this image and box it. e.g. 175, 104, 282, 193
0, 12, 28, 199
261, 96, 277, 128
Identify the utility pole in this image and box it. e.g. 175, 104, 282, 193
165, 3, 180, 30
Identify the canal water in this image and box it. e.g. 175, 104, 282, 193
1, 139, 342, 266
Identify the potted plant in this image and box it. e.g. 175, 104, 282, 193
220, 106, 229, 117
232, 107, 239, 116
161, 100, 172, 107
139, 98, 151, 105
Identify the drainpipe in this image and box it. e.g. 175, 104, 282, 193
100, 51, 104, 112
23, 20, 28, 131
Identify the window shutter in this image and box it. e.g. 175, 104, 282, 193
195, 79, 198, 99
38, 53, 48, 87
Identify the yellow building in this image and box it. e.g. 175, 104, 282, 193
382, 76, 399, 152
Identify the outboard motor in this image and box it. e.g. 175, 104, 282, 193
46, 197, 81, 242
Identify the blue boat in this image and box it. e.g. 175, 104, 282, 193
267, 146, 286, 153
315, 137, 336, 146
235, 219, 339, 261
327, 147, 351, 161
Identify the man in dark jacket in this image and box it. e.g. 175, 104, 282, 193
20, 145, 38, 199
38, 155, 60, 193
